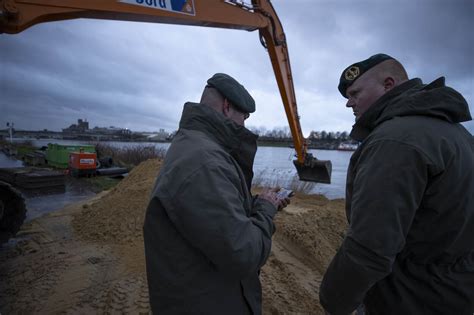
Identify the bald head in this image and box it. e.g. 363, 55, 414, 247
371, 59, 408, 87
200, 85, 250, 126
339, 54, 409, 97
345, 59, 409, 120
199, 73, 254, 126
200, 85, 225, 111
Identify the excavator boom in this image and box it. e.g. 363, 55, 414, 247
0, 0, 332, 183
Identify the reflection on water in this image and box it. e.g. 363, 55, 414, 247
23, 179, 96, 222
0, 152, 24, 168
253, 147, 350, 199
0, 151, 96, 221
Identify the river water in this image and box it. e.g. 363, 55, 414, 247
0, 146, 96, 221
6, 139, 351, 199
2, 140, 351, 221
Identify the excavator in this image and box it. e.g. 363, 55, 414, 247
0, 0, 332, 244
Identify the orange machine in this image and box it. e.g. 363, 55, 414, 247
69, 151, 97, 177
0, 0, 332, 183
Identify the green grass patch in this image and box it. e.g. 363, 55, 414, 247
16, 145, 36, 157
252, 171, 316, 194
82, 176, 122, 193
92, 142, 166, 168
1, 140, 38, 159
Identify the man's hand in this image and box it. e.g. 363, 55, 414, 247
258, 187, 291, 211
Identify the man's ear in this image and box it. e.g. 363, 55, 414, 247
222, 98, 231, 117
383, 77, 396, 92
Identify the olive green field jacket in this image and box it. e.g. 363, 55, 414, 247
320, 78, 474, 315
144, 102, 277, 315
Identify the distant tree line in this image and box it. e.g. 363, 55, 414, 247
164, 127, 356, 150
307, 130, 351, 141
246, 127, 355, 149
248, 127, 351, 140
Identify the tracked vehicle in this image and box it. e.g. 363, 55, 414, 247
0, 181, 26, 245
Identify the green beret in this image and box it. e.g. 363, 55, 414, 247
338, 53, 394, 98
207, 73, 255, 113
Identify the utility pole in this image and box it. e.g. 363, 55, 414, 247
6, 122, 13, 143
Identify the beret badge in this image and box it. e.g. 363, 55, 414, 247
338, 54, 394, 97
345, 66, 360, 81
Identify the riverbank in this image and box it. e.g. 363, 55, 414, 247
0, 159, 347, 314
2, 137, 357, 151
2, 140, 352, 199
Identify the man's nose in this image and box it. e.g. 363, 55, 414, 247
346, 99, 354, 108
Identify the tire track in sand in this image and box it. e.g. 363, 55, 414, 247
261, 233, 325, 314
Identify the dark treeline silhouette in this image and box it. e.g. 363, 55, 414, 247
248, 127, 356, 150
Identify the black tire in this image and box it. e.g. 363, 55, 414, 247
0, 182, 27, 245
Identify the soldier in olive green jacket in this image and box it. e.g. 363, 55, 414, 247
144, 73, 289, 315
320, 54, 474, 315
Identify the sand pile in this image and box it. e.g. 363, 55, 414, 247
1, 159, 347, 314
72, 159, 162, 244
275, 194, 346, 273
260, 195, 347, 314
70, 158, 347, 314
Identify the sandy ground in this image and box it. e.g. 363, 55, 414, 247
0, 159, 347, 314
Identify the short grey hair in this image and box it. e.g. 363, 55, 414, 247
200, 85, 225, 110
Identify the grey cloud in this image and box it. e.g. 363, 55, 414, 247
1, 0, 472, 134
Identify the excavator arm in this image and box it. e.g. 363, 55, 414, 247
0, 0, 332, 183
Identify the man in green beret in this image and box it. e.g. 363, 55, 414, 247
143, 73, 290, 315
320, 54, 474, 314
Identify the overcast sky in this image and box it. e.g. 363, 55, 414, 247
1, 0, 473, 136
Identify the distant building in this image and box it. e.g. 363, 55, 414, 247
62, 119, 89, 133
91, 126, 131, 136
62, 119, 134, 138
147, 128, 170, 141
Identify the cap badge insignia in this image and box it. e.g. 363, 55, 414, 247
345, 66, 360, 80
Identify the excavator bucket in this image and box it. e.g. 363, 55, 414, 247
293, 153, 332, 184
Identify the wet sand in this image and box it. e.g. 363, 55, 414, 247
0, 159, 347, 314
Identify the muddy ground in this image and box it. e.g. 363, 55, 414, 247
0, 159, 347, 314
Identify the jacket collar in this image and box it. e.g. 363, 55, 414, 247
350, 77, 471, 141
179, 102, 257, 150
179, 102, 258, 189
350, 79, 422, 141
